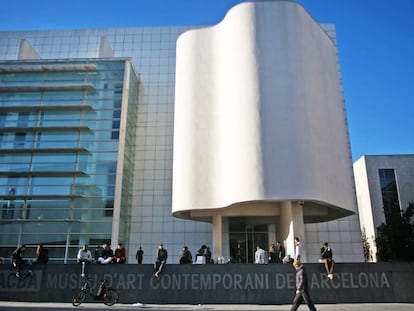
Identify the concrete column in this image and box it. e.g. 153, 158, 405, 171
268, 223, 276, 246
212, 214, 223, 261
280, 200, 306, 261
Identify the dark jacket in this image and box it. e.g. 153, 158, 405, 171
12, 247, 24, 263
101, 247, 113, 259
37, 248, 49, 263
179, 249, 192, 264
320, 247, 333, 260
295, 266, 309, 292
157, 248, 168, 261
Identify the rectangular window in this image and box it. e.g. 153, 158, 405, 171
378, 168, 401, 226
14, 132, 26, 148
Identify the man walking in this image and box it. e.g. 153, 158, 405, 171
290, 259, 317, 311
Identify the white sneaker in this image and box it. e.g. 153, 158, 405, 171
132, 302, 145, 307
328, 273, 333, 280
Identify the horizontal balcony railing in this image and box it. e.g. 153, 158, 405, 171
0, 104, 94, 112
0, 83, 95, 92
0, 147, 90, 154
0, 64, 97, 73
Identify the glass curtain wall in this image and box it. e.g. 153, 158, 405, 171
0, 59, 137, 262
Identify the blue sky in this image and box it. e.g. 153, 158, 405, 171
0, 0, 413, 162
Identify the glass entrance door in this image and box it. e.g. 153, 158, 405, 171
229, 222, 268, 263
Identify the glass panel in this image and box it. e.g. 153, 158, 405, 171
378, 169, 401, 225
0, 59, 129, 262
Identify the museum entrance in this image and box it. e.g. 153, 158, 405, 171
229, 219, 268, 263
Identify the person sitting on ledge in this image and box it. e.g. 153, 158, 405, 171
97, 243, 113, 264
320, 242, 335, 280
113, 243, 126, 264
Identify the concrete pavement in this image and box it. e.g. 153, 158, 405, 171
0, 302, 414, 310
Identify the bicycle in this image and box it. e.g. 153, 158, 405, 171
72, 276, 119, 306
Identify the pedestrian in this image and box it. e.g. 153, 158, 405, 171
154, 244, 168, 278
269, 243, 276, 263
35, 244, 49, 264
11, 244, 31, 278
255, 245, 268, 264
205, 247, 212, 263
113, 243, 126, 264
290, 259, 317, 311
320, 242, 335, 280
178, 246, 193, 264
294, 237, 302, 260
276, 241, 286, 263
136, 246, 144, 264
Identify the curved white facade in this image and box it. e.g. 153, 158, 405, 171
173, 1, 356, 223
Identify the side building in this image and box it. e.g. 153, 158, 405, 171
0, 42, 138, 262
354, 154, 414, 262
0, 0, 364, 263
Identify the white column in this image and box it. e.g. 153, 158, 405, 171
280, 200, 306, 261
212, 214, 223, 262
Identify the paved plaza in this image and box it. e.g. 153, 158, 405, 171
0, 302, 414, 311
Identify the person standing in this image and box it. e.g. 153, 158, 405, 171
205, 247, 212, 263
255, 246, 268, 264
154, 244, 168, 278
35, 244, 49, 264
276, 241, 286, 263
136, 246, 144, 264
269, 243, 277, 263
290, 259, 317, 311
12, 244, 29, 278
294, 237, 302, 260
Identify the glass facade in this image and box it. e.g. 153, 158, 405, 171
0, 18, 364, 263
0, 59, 138, 262
378, 168, 402, 226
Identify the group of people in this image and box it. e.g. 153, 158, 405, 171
10, 238, 334, 311
11, 244, 48, 278
195, 244, 213, 263
154, 243, 216, 278
254, 238, 294, 264
77, 243, 127, 265
134, 244, 213, 266
254, 240, 287, 264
